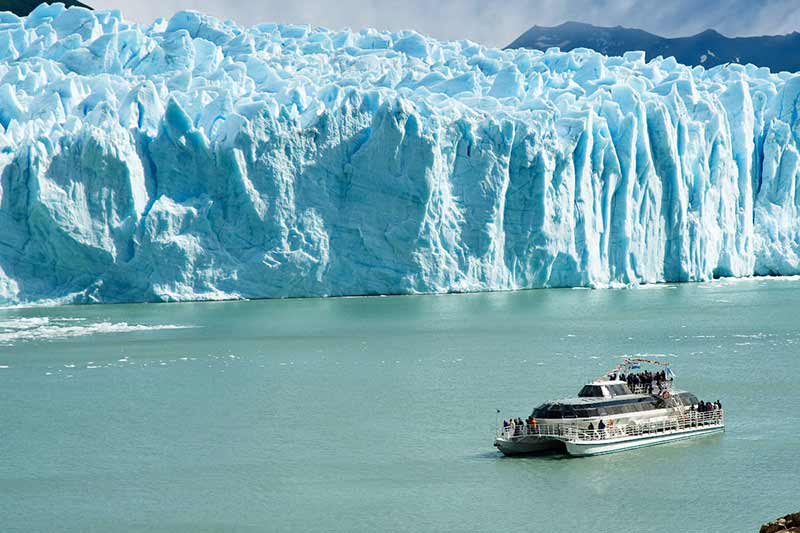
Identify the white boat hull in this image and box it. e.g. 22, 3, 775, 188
564, 424, 724, 456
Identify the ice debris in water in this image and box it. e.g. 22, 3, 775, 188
1, 4, 800, 304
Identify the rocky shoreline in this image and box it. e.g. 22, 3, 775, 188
761, 513, 800, 533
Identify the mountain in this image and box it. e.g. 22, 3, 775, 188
1, 6, 800, 304
507, 21, 800, 72
0, 1, 91, 16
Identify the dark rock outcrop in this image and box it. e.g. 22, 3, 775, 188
761, 512, 800, 533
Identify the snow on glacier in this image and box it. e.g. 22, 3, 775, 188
0, 4, 800, 304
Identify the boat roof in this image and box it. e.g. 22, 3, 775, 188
550, 389, 690, 406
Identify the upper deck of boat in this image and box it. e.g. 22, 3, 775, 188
551, 380, 675, 405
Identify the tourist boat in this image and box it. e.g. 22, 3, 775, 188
494, 358, 724, 457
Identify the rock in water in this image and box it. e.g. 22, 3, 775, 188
761, 512, 800, 533
2, 5, 800, 304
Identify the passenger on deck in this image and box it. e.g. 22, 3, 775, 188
598, 420, 606, 430
587, 422, 594, 430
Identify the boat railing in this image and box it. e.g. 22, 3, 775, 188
629, 380, 673, 395
496, 409, 723, 442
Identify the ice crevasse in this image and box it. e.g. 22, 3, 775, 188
0, 3, 799, 304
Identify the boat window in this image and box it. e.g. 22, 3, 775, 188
533, 395, 663, 419
578, 385, 604, 398
609, 384, 631, 396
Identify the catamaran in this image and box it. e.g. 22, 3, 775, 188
494, 358, 724, 457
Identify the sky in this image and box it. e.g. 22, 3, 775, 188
88, 0, 800, 48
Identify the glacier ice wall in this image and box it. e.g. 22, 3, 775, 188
1, 3, 800, 304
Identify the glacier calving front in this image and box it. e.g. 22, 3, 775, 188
0, 4, 799, 303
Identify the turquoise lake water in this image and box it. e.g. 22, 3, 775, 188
1, 279, 798, 532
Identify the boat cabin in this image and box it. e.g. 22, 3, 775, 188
531, 382, 699, 420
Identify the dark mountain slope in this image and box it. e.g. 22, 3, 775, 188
507, 21, 800, 72
0, 1, 91, 17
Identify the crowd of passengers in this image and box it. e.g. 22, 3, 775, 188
608, 370, 672, 390
692, 400, 723, 413
502, 399, 723, 437
502, 417, 543, 436
605, 370, 672, 394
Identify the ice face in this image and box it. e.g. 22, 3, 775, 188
0, 3, 799, 304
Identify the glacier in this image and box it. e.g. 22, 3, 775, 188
1, 3, 800, 304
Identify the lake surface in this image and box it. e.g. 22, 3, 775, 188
1, 278, 798, 532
